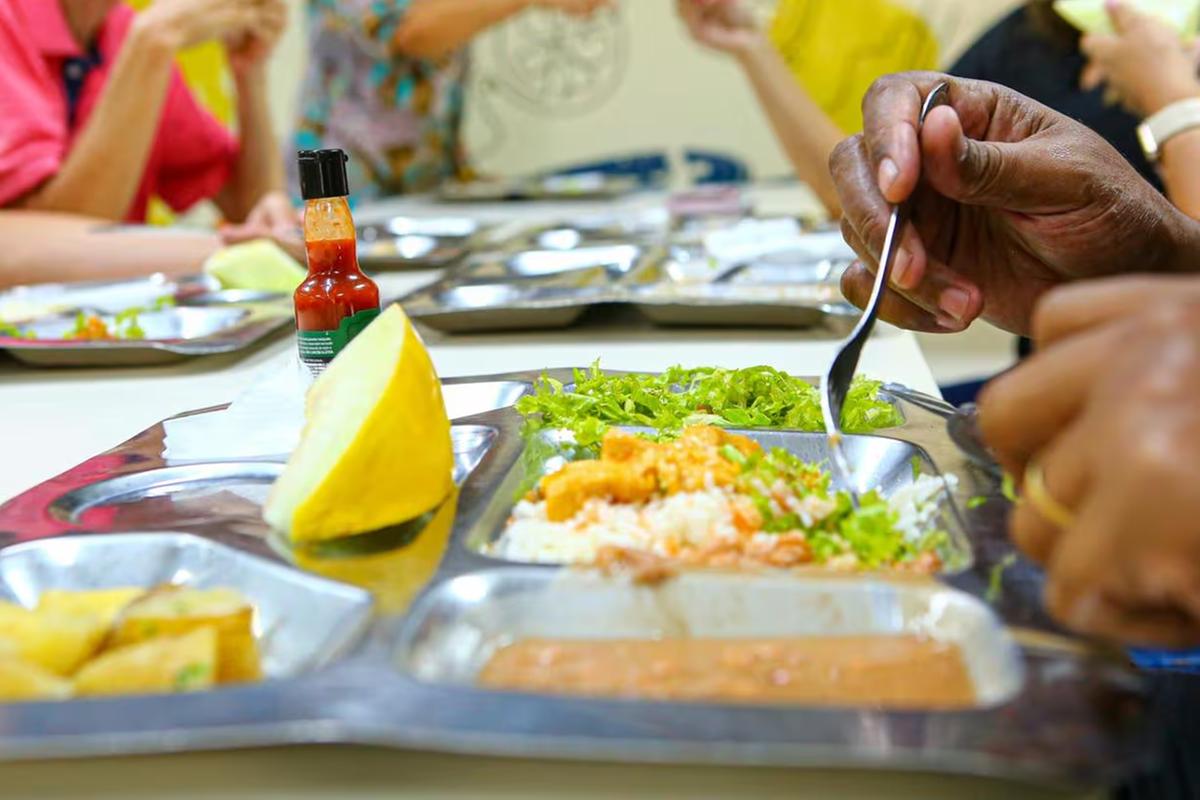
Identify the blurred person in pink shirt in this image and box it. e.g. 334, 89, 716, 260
0, 0, 295, 243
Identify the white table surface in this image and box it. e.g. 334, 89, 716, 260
0, 189, 1084, 799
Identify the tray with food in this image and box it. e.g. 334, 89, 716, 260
0, 274, 294, 367
356, 216, 486, 271
0, 315, 1147, 786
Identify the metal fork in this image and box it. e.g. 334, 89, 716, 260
821, 82, 950, 502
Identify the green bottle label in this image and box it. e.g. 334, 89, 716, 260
297, 307, 381, 375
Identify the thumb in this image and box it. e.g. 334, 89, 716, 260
919, 105, 1062, 210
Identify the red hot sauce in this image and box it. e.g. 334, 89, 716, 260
294, 149, 380, 375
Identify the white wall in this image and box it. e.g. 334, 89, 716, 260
267, 0, 1023, 178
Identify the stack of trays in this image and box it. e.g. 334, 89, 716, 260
0, 371, 1148, 786
401, 221, 860, 333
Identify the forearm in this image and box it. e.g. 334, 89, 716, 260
0, 213, 219, 289
393, 0, 530, 59
1160, 129, 1200, 223
218, 68, 284, 222
735, 36, 845, 217
13, 21, 175, 220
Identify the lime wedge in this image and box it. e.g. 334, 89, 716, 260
204, 240, 306, 294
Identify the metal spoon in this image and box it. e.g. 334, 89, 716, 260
821, 82, 950, 501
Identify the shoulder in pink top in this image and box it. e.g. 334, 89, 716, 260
0, 0, 238, 222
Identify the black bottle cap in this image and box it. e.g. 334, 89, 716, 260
298, 149, 350, 200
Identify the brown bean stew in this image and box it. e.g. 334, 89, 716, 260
479, 635, 975, 709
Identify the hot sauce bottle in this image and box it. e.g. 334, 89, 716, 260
294, 149, 381, 375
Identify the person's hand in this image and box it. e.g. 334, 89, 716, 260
133, 0, 269, 52
977, 277, 1200, 647
533, 0, 614, 18
226, 0, 288, 75
1079, 1, 1200, 119
219, 191, 303, 261
831, 72, 1200, 335
675, 0, 762, 56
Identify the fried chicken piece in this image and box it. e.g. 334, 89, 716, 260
542, 459, 656, 522
540, 426, 763, 522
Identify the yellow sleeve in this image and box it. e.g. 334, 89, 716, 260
768, 0, 939, 134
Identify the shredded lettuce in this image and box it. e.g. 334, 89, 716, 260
516, 362, 902, 447
1001, 473, 1019, 503
986, 552, 1019, 603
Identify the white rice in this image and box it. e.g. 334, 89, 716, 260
890, 473, 959, 544
494, 487, 741, 564
492, 473, 957, 565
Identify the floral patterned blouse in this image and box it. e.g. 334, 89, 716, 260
293, 1, 470, 201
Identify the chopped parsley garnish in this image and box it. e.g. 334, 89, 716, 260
0, 322, 33, 339
516, 363, 903, 447
113, 307, 146, 340
172, 661, 211, 692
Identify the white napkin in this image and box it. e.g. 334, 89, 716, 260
161, 357, 524, 464
163, 356, 313, 462
703, 219, 855, 268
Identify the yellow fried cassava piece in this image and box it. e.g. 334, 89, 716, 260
36, 587, 145, 628
264, 304, 453, 543
109, 586, 262, 683
0, 656, 73, 701
75, 626, 218, 697
0, 601, 108, 676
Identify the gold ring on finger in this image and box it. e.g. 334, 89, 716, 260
1023, 461, 1076, 530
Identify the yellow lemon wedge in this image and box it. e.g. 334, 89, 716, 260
203, 240, 307, 294
264, 304, 453, 543
1055, 0, 1199, 35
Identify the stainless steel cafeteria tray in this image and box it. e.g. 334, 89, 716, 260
400, 241, 859, 333
0, 275, 294, 367
0, 371, 1150, 788
357, 216, 488, 271
438, 174, 641, 203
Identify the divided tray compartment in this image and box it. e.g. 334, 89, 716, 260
462, 426, 974, 576
356, 216, 484, 271
42, 425, 502, 543
625, 242, 858, 329
401, 245, 651, 333
396, 569, 1026, 709
0, 533, 373, 679
0, 370, 1151, 784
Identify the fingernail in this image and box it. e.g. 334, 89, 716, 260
878, 158, 900, 197
936, 314, 961, 331
891, 248, 913, 289
939, 287, 972, 322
